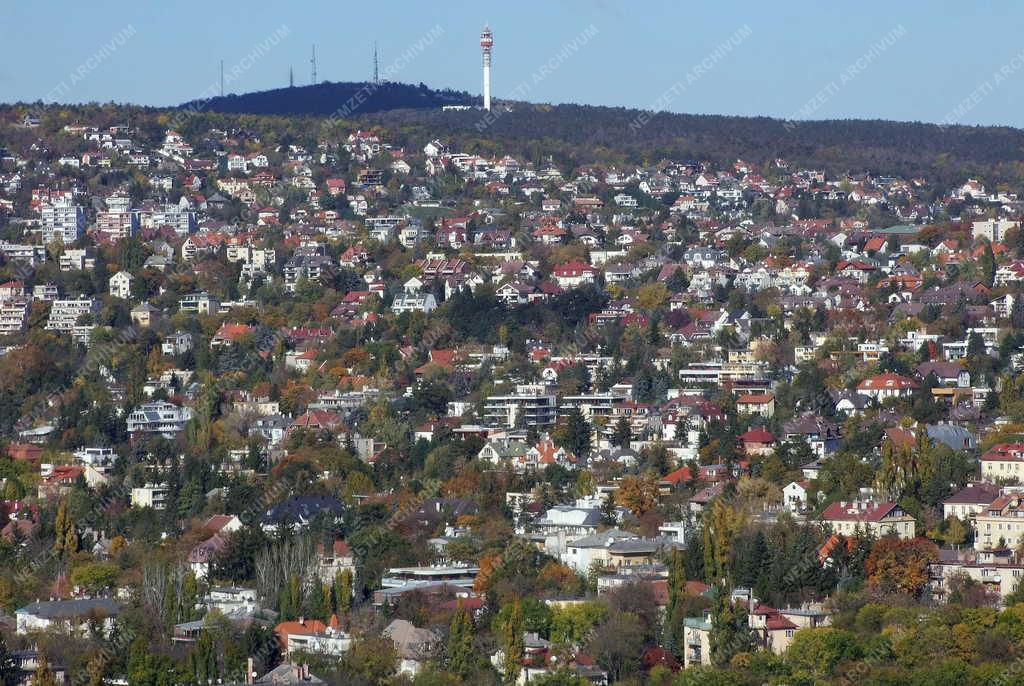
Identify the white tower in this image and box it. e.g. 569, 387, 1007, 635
480, 25, 493, 111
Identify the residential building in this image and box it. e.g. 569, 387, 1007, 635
820, 500, 916, 539
126, 401, 194, 439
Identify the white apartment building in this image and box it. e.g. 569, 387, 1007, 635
484, 384, 558, 428
45, 296, 99, 333
131, 483, 170, 509
59, 248, 95, 271
0, 298, 30, 334
40, 198, 85, 244
972, 218, 1020, 243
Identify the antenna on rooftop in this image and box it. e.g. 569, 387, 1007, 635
220, 60, 224, 97
311, 44, 318, 85
373, 41, 379, 85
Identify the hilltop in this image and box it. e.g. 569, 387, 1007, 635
179, 80, 474, 117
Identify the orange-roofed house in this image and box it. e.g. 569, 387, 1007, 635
211, 323, 253, 348
524, 440, 576, 471
736, 394, 775, 419
275, 616, 351, 658
38, 465, 88, 499
660, 466, 693, 492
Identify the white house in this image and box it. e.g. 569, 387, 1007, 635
109, 270, 135, 298
17, 599, 120, 636
783, 480, 811, 513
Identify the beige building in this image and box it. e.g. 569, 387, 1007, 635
976, 493, 1024, 551
820, 500, 916, 539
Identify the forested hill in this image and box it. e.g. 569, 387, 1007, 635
179, 80, 473, 116
175, 81, 1024, 185
362, 103, 1024, 187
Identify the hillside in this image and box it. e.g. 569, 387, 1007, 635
178, 80, 1024, 186
180, 80, 474, 117
361, 103, 1024, 187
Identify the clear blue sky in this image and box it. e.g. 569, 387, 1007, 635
4, 0, 1024, 127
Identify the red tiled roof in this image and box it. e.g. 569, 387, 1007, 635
740, 428, 775, 443
821, 500, 900, 523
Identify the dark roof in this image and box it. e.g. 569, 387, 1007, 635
943, 483, 1000, 505
18, 598, 120, 619
262, 496, 345, 525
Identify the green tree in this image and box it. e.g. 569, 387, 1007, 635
611, 416, 631, 448
555, 407, 592, 459
708, 588, 753, 667
498, 600, 525, 684
446, 603, 475, 680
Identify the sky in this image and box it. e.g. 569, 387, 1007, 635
4, 1, 1024, 128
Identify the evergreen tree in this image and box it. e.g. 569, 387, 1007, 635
708, 588, 753, 667
556, 407, 592, 459
0, 634, 17, 686
599, 493, 618, 526
611, 416, 631, 448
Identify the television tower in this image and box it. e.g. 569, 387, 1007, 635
373, 41, 380, 85
311, 44, 317, 85
480, 25, 493, 111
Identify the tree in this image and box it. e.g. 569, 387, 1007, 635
53, 499, 77, 558
599, 493, 618, 526
0, 635, 17, 686
338, 636, 397, 685
587, 612, 644, 682
70, 562, 120, 593
498, 600, 525, 684
615, 472, 659, 516
334, 568, 353, 614
611, 416, 631, 448
784, 627, 863, 678
446, 603, 475, 680
702, 498, 746, 583
865, 537, 938, 597
708, 588, 753, 667
33, 654, 57, 686
550, 602, 608, 645
555, 407, 591, 459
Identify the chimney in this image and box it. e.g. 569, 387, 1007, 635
246, 658, 253, 685
298, 616, 305, 627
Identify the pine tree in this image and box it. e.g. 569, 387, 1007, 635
611, 416, 631, 448
0, 634, 17, 686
